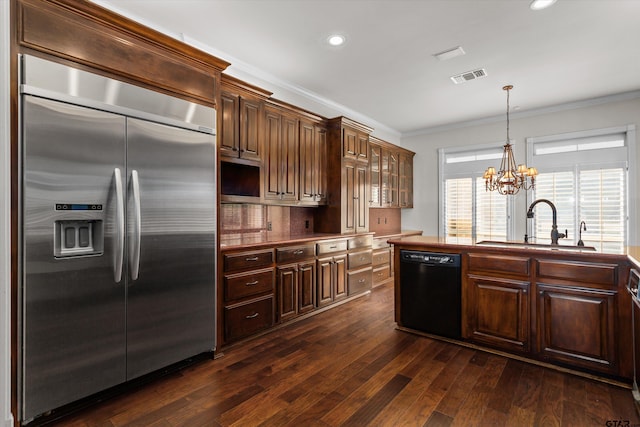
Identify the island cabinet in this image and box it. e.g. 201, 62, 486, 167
316, 239, 349, 307
219, 75, 272, 163
464, 253, 531, 354
535, 259, 620, 375
390, 237, 634, 381
276, 244, 317, 322
222, 249, 276, 343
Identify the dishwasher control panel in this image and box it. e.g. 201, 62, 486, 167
400, 250, 460, 266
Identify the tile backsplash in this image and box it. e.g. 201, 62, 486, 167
220, 204, 315, 235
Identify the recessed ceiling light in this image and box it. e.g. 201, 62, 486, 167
530, 0, 557, 10
327, 35, 346, 46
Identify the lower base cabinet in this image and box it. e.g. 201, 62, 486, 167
537, 283, 617, 374
317, 254, 347, 307
277, 261, 316, 322
224, 295, 275, 342
221, 235, 374, 346
466, 274, 530, 354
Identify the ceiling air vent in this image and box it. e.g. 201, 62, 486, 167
450, 68, 488, 85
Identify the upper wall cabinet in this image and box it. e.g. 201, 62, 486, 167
369, 137, 414, 209
263, 103, 299, 203
15, 0, 229, 108
399, 150, 415, 208
299, 118, 328, 206
315, 117, 372, 234
220, 75, 272, 164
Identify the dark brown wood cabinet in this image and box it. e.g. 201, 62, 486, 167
315, 117, 372, 234
537, 283, 617, 374
391, 237, 633, 380
466, 274, 530, 354
316, 239, 349, 307
276, 244, 316, 322
222, 249, 276, 343
369, 137, 414, 209
219, 78, 269, 163
372, 237, 393, 287
535, 258, 621, 375
299, 118, 327, 205
464, 253, 531, 353
399, 150, 414, 208
263, 105, 299, 203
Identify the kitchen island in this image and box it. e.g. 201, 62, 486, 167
388, 235, 638, 384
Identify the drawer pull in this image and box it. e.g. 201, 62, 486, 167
329, 245, 338, 249
358, 279, 366, 283
245, 312, 260, 319
245, 280, 259, 286
245, 256, 259, 261
360, 257, 366, 261
293, 249, 304, 255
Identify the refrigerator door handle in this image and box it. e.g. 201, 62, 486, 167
130, 169, 142, 281
113, 168, 125, 283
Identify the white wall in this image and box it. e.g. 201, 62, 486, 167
0, 0, 14, 425
401, 94, 640, 245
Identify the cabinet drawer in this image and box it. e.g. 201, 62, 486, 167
467, 253, 530, 276
372, 248, 391, 266
317, 239, 348, 255
224, 296, 274, 342
224, 268, 274, 302
224, 249, 274, 272
372, 238, 391, 250
373, 265, 391, 284
348, 267, 372, 295
536, 259, 618, 286
348, 235, 373, 250
276, 244, 316, 263
348, 249, 372, 269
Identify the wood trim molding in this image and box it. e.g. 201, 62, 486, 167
15, 0, 230, 107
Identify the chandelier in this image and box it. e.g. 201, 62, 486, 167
484, 85, 538, 195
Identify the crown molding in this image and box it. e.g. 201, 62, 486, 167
403, 90, 640, 138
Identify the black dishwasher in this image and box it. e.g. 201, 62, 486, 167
399, 250, 461, 339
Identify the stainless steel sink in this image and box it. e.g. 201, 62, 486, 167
476, 240, 597, 251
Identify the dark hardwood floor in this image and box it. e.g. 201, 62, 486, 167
48, 282, 640, 427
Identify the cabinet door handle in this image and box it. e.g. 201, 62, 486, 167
245, 312, 260, 319
246, 280, 259, 286
232, 147, 239, 151
246, 256, 259, 261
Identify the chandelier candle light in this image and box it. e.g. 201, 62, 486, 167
484, 85, 538, 195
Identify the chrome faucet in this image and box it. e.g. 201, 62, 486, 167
577, 221, 587, 246
526, 199, 567, 245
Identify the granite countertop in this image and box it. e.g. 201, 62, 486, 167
220, 229, 423, 251
388, 235, 640, 262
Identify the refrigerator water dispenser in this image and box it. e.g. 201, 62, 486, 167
54, 220, 104, 257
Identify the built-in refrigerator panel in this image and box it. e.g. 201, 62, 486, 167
125, 118, 216, 379
22, 95, 127, 420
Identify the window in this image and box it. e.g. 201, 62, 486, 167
439, 145, 512, 243
527, 126, 635, 252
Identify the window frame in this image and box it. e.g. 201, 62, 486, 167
438, 144, 516, 242
526, 124, 637, 248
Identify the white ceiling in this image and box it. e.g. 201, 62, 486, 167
95, 0, 640, 137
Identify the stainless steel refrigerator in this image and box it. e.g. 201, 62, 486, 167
19, 55, 217, 422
